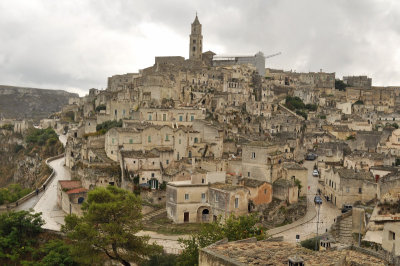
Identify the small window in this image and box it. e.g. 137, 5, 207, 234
201, 193, 206, 199
112, 138, 115, 144
142, 178, 145, 181
165, 135, 169, 141
235, 198, 239, 208
191, 115, 194, 121
185, 194, 189, 200
215, 194, 218, 202
390, 231, 396, 240
166, 160, 169, 165
148, 114, 152, 121
148, 136, 151, 143
151, 173, 155, 178
202, 178, 205, 184
179, 139, 182, 144
194, 137, 198, 143
359, 187, 362, 194
248, 172, 250, 177
251, 152, 256, 159
163, 114, 167, 121
346, 187, 349, 193
129, 139, 133, 144
179, 115, 183, 122
264, 189, 267, 194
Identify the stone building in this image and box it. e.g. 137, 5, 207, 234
282, 162, 307, 197
166, 173, 272, 223
240, 141, 283, 183
343, 75, 372, 89
382, 222, 400, 257
344, 151, 394, 171
57, 180, 87, 216
322, 168, 377, 208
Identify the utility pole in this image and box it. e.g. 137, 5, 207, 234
315, 203, 321, 251
358, 209, 362, 247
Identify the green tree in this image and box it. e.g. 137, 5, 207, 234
294, 179, 302, 197
62, 186, 162, 266
0, 183, 31, 205
0, 211, 44, 263
335, 79, 347, 91
176, 214, 265, 266
37, 239, 78, 266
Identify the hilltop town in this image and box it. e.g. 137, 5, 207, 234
3, 15, 400, 265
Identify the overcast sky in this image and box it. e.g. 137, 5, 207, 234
1, 0, 400, 96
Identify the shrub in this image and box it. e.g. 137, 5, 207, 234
26, 128, 58, 146
95, 105, 106, 112
95, 120, 122, 134
300, 236, 320, 251
1, 124, 13, 131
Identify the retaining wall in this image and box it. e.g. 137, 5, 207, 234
0, 153, 65, 211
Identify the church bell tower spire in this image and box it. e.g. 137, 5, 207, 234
189, 13, 203, 60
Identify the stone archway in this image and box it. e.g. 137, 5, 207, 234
197, 206, 210, 223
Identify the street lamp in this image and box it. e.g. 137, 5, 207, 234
315, 200, 321, 251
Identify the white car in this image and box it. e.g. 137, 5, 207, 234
312, 169, 319, 177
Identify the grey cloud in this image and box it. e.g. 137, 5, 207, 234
0, 0, 400, 96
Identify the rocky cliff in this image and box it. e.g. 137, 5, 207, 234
0, 128, 63, 188
0, 85, 78, 120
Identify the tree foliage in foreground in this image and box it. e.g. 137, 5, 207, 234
0, 210, 77, 265
176, 214, 266, 266
62, 186, 162, 266
0, 210, 44, 263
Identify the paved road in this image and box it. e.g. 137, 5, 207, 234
271, 160, 341, 243
16, 134, 69, 213
33, 156, 71, 230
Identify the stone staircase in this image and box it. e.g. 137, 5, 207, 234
332, 211, 353, 245
142, 208, 166, 221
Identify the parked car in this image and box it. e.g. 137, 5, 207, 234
314, 195, 323, 205
341, 205, 352, 213
312, 169, 319, 177
306, 153, 318, 161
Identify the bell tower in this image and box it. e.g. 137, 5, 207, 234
189, 13, 203, 60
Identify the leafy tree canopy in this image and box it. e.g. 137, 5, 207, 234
62, 186, 162, 266
0, 183, 31, 205
0, 211, 44, 263
335, 79, 347, 91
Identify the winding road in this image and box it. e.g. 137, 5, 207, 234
268, 160, 341, 243
17, 135, 70, 230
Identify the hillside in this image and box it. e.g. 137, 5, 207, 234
0, 85, 78, 120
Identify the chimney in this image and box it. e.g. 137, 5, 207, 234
288, 256, 304, 266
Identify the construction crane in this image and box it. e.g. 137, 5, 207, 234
264, 52, 281, 59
